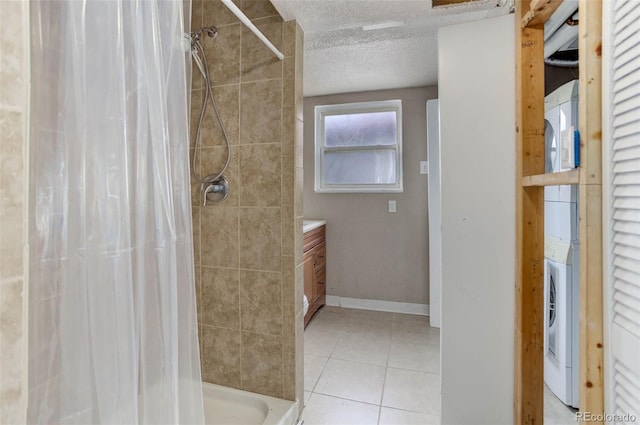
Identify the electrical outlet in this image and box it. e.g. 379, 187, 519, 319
420, 161, 429, 174
388, 200, 397, 213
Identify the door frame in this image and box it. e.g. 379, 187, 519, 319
427, 99, 441, 329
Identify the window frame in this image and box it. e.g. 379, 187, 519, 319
314, 99, 403, 193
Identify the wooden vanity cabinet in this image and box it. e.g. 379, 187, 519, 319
303, 225, 326, 326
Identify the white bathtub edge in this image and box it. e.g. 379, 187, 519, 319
276, 398, 300, 425
202, 382, 299, 425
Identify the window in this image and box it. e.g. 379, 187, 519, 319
315, 100, 403, 193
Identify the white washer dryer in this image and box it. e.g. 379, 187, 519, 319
544, 80, 579, 409
544, 80, 579, 203
544, 239, 579, 408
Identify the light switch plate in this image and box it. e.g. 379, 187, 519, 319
420, 161, 429, 174
388, 200, 397, 213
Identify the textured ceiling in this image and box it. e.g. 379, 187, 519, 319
271, 0, 512, 96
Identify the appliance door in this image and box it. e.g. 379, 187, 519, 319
544, 107, 560, 174
545, 259, 559, 359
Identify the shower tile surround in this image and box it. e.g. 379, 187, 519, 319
191, 0, 304, 408
0, 0, 27, 423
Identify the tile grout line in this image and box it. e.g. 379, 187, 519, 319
377, 341, 392, 425
309, 354, 330, 396
310, 391, 384, 408
237, 12, 243, 392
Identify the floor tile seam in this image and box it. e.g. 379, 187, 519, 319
379, 360, 390, 423
341, 329, 379, 338
326, 354, 390, 369
316, 325, 346, 334
334, 334, 393, 347
378, 358, 391, 410
347, 313, 396, 320
310, 390, 383, 409
305, 331, 340, 358
305, 328, 343, 336
389, 340, 440, 348
344, 327, 393, 334
305, 351, 329, 359
308, 355, 330, 394
380, 400, 440, 417
345, 340, 393, 348
379, 404, 440, 416
340, 316, 395, 323
304, 349, 333, 357
385, 365, 441, 377
342, 330, 392, 340
385, 363, 440, 374
328, 354, 388, 368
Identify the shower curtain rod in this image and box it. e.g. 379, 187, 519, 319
220, 0, 285, 60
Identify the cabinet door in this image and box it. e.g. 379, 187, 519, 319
303, 250, 314, 304
314, 242, 326, 274
314, 267, 326, 303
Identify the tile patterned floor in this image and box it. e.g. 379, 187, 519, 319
302, 306, 577, 425
302, 306, 440, 425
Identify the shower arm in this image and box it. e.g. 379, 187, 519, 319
220, 0, 284, 61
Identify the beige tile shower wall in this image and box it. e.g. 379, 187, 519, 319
191, 0, 303, 404
0, 1, 27, 423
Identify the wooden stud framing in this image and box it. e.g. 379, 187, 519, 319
578, 0, 604, 415
515, 0, 605, 422
522, 0, 564, 28
515, 1, 545, 423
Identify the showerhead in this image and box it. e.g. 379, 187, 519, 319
189, 26, 217, 80
191, 26, 218, 43
203, 27, 218, 38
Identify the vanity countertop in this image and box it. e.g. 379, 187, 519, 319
303, 219, 326, 233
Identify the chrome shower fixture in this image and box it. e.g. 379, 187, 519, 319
191, 26, 218, 43
189, 24, 232, 206
202, 176, 230, 205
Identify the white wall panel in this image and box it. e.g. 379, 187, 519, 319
439, 14, 516, 424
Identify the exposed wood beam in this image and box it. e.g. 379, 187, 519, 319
515, 0, 545, 423
578, 0, 605, 418
522, 0, 564, 28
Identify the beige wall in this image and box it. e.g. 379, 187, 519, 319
191, 0, 304, 403
0, 1, 27, 423
303, 87, 437, 305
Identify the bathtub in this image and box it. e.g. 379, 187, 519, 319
202, 382, 299, 425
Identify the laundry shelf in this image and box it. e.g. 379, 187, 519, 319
521, 169, 580, 187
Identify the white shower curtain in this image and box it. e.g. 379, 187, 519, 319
27, 1, 204, 423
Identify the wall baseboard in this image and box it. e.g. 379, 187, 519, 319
325, 295, 429, 316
